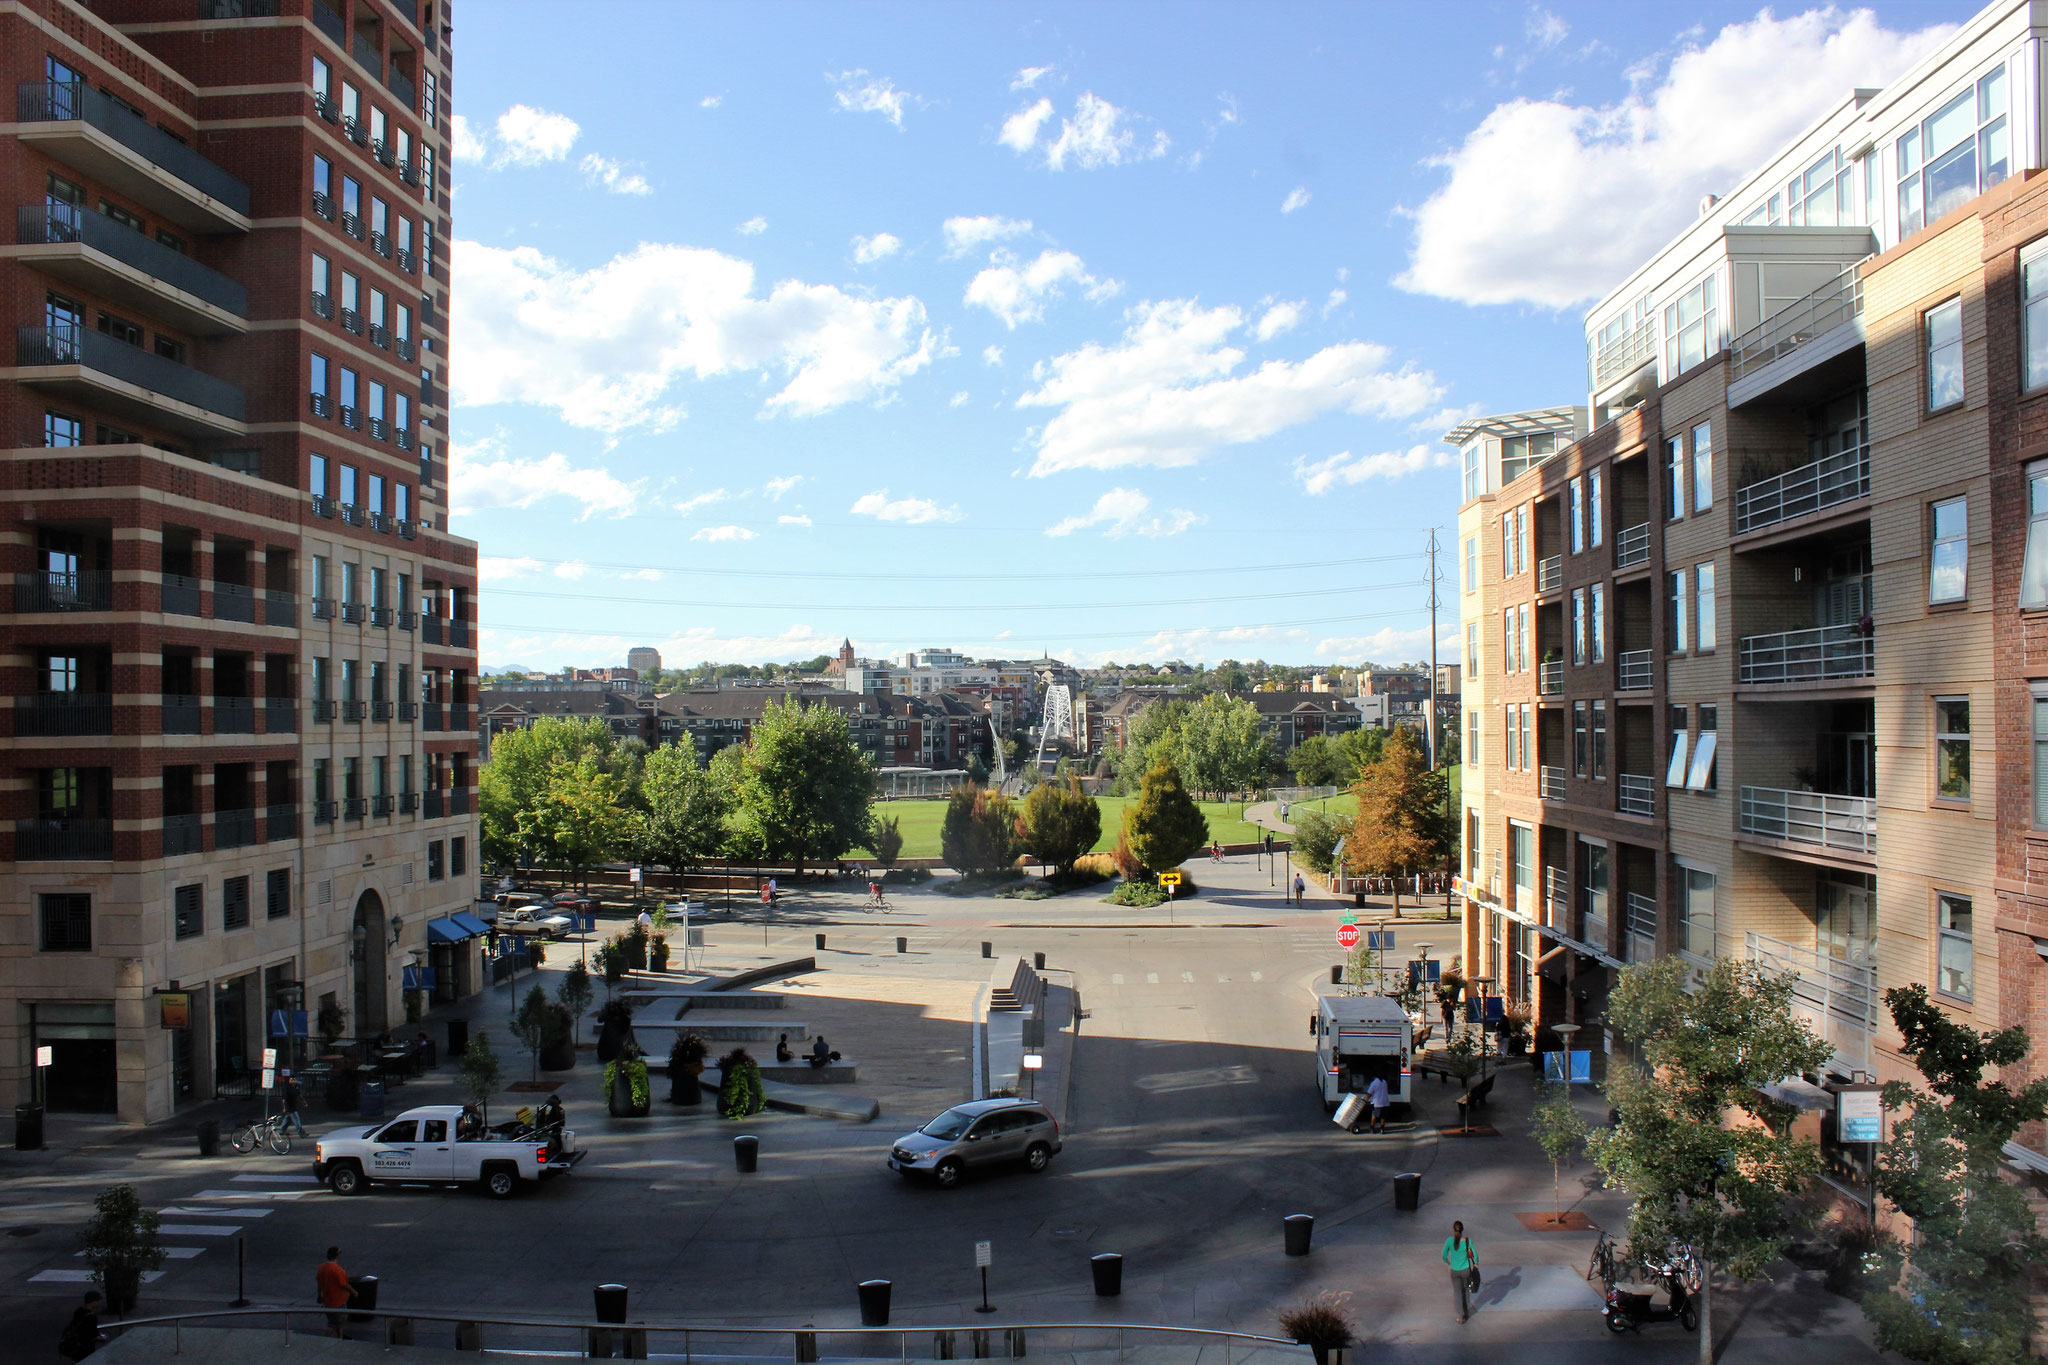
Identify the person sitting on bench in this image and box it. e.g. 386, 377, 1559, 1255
808, 1035, 842, 1068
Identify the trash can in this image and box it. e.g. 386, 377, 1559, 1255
981, 941, 992, 959
349, 1274, 378, 1323
1394, 1171, 1422, 1212
359, 1080, 386, 1119
1330, 965, 1342, 985
734, 1135, 759, 1173
14, 1102, 44, 1152
448, 1018, 469, 1057
815, 933, 826, 950
1034, 951, 1046, 970
857, 1278, 892, 1327
593, 1283, 629, 1324
1090, 1253, 1123, 1297
896, 937, 907, 954
196, 1118, 220, 1156
1283, 1213, 1314, 1257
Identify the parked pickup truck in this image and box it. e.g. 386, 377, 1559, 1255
313, 1105, 584, 1198
496, 905, 575, 938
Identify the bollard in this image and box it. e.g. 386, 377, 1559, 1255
1393, 1171, 1422, 1211
734, 1135, 759, 1173
857, 1278, 892, 1327
385, 1318, 414, 1346
1007, 1328, 1028, 1358
592, 1282, 628, 1359
897, 936, 907, 954
795, 1330, 819, 1363
815, 933, 826, 950
1089, 1253, 1123, 1297
932, 1329, 958, 1360
1283, 1213, 1314, 1256
455, 1321, 483, 1351
195, 1118, 220, 1156
1330, 965, 1342, 985
982, 941, 992, 959
1034, 951, 1045, 970
972, 1329, 992, 1359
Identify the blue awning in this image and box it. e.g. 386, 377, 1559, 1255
453, 911, 492, 936
426, 916, 477, 944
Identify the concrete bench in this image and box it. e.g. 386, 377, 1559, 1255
988, 958, 1044, 1013
629, 1016, 812, 1044
693, 1060, 860, 1086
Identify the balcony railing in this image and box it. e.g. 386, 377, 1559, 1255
214, 582, 255, 623
265, 698, 296, 733
1625, 890, 1657, 955
422, 615, 443, 644
314, 699, 337, 722
19, 326, 247, 423
16, 818, 112, 860
451, 786, 471, 815
1617, 649, 1652, 691
449, 704, 471, 731
1539, 764, 1567, 800
342, 699, 366, 722
311, 191, 334, 221
1618, 772, 1656, 817
16, 693, 112, 736
311, 597, 335, 620
450, 619, 471, 648
421, 702, 444, 731
163, 813, 202, 856
1738, 786, 1876, 857
1739, 623, 1874, 685
203, 0, 282, 17
399, 792, 419, 814
215, 808, 257, 849
215, 697, 254, 733
16, 204, 248, 317
340, 502, 364, 526
387, 67, 416, 112
1583, 907, 1609, 952
314, 799, 337, 825
162, 694, 201, 734
1730, 270, 1863, 383
160, 573, 201, 616
16, 81, 251, 217
341, 601, 365, 623
1538, 660, 1563, 695
398, 609, 418, 630
1615, 522, 1650, 569
352, 31, 383, 78
371, 793, 395, 816
13, 569, 112, 612
1543, 865, 1569, 926
397, 520, 417, 540
344, 796, 368, 820
372, 700, 393, 721
424, 789, 445, 818
1734, 444, 1872, 535
1536, 555, 1562, 594
266, 803, 299, 841
1746, 931, 1877, 1076
311, 0, 344, 44
370, 605, 392, 627
265, 590, 297, 627
399, 700, 418, 722
1590, 319, 1658, 391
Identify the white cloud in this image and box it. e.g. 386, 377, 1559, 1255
832, 69, 913, 128
451, 113, 488, 161
850, 490, 962, 524
1018, 299, 1442, 475
700, 94, 724, 109
1293, 446, 1455, 496
943, 215, 1032, 257
674, 489, 728, 516
1312, 625, 1461, 662
965, 249, 1121, 329
764, 475, 803, 499
450, 440, 641, 519
692, 524, 758, 543
1012, 65, 1053, 91
479, 555, 544, 580
851, 232, 902, 264
999, 98, 1056, 154
1321, 288, 1347, 318
482, 624, 848, 672
581, 154, 650, 196
1527, 7, 1570, 49
1033, 93, 1170, 170
622, 568, 663, 581
1217, 95, 1240, 125
1280, 186, 1311, 214
950, 391, 970, 407
1044, 487, 1202, 538
737, 216, 768, 236
1254, 301, 1303, 341
452, 240, 943, 431
778, 514, 813, 527
982, 345, 1004, 367
1398, 9, 1955, 308
553, 560, 589, 580
494, 104, 581, 166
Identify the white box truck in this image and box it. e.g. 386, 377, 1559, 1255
1311, 994, 1412, 1114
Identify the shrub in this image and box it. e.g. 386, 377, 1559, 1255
1277, 1292, 1356, 1352
718, 1048, 765, 1119
1122, 756, 1208, 874
1291, 811, 1343, 875
1108, 879, 1168, 907
872, 815, 904, 867
604, 1057, 650, 1112
881, 866, 931, 885
1074, 851, 1119, 880
941, 785, 1017, 874
1111, 830, 1143, 880
1018, 776, 1103, 877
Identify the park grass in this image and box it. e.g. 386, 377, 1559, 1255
857, 794, 1272, 861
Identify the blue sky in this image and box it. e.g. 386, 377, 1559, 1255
448, 0, 1972, 673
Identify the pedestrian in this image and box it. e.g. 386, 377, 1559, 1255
1293, 872, 1306, 904
316, 1246, 354, 1338
280, 1070, 306, 1137
56, 1290, 104, 1361
1366, 1072, 1390, 1133
486, 927, 499, 957
768, 876, 779, 904
636, 908, 653, 933
1442, 1220, 1479, 1323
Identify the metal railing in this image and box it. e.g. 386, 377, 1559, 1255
1730, 270, 1863, 383
215, 808, 257, 849
342, 700, 366, 722
163, 813, 202, 856
214, 582, 255, 623
1537, 555, 1562, 594
451, 786, 471, 815
424, 789, 445, 818
1618, 772, 1656, 817
1625, 890, 1657, 942
1746, 930, 1877, 1075
311, 0, 344, 44
422, 615, 443, 644
264, 699, 296, 733
399, 700, 418, 722
399, 792, 419, 814
215, 697, 254, 733
421, 702, 444, 731
1617, 649, 1652, 690
162, 694, 201, 734
161, 573, 201, 616
1538, 660, 1563, 694
387, 67, 417, 112
311, 597, 335, 620
1539, 764, 1566, 800
1615, 522, 1650, 568
352, 30, 383, 78
344, 796, 368, 820
1591, 319, 1658, 391
14, 569, 112, 612
371, 793, 395, 816
1739, 623, 1874, 684
17, 204, 247, 316
449, 619, 472, 648
1734, 444, 1870, 535
15, 693, 112, 736
1544, 865, 1569, 926
16, 818, 111, 860
201, 0, 281, 15
372, 700, 393, 721
313, 700, 336, 722
314, 800, 337, 825
265, 590, 296, 628
449, 705, 471, 732
16, 81, 251, 215
265, 804, 298, 841
1738, 786, 1876, 856
341, 601, 365, 624
18, 326, 247, 421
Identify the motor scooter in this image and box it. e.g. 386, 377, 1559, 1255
1603, 1263, 1698, 1333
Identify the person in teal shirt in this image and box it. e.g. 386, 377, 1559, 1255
1441, 1219, 1479, 1322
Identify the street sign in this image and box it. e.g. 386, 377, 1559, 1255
35, 1046, 52, 1068
1336, 924, 1360, 950
260, 1069, 276, 1091
974, 1241, 992, 1268
1367, 931, 1396, 951
1330, 835, 1346, 862
1339, 913, 1356, 926
1157, 872, 1182, 887
159, 992, 190, 1030
630, 867, 643, 884
262, 1047, 277, 1069
1838, 1087, 1883, 1143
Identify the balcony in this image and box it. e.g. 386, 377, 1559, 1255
341, 212, 364, 240
369, 320, 390, 345
341, 601, 365, 624
1539, 764, 1567, 801
264, 590, 297, 627
1738, 786, 1876, 858
396, 335, 417, 362
1591, 319, 1657, 394
309, 90, 338, 124
450, 619, 471, 649
1746, 931, 1877, 1076
162, 694, 201, 734
311, 597, 335, 620
1739, 624, 1874, 686
264, 699, 296, 733
311, 0, 344, 44
1618, 772, 1656, 817
1734, 445, 1871, 536
215, 807, 257, 849
13, 570, 112, 613
395, 429, 414, 452
311, 190, 334, 221
1544, 865, 1569, 927
397, 520, 417, 541
215, 697, 254, 734
398, 608, 418, 630
399, 700, 418, 722
424, 789, 445, 818
352, 31, 383, 78
371, 605, 392, 627
310, 391, 333, 419
451, 787, 471, 815
1536, 555, 1562, 594
1617, 649, 1652, 691
314, 699, 336, 722
372, 700, 393, 721
16, 204, 247, 334
369, 418, 388, 442
265, 803, 298, 841
160, 573, 201, 616
340, 502, 364, 526
344, 796, 368, 820
214, 582, 256, 623
342, 116, 368, 149
15, 693, 112, 736
371, 793, 395, 816
16, 81, 251, 231
163, 813, 202, 856
1625, 891, 1658, 960
16, 818, 112, 860
388, 68, 417, 113
399, 791, 419, 814
17, 327, 246, 436
1730, 270, 1864, 387
1538, 660, 1563, 695
449, 704, 471, 731
369, 511, 390, 534
314, 799, 337, 825
1615, 522, 1650, 569
311, 290, 333, 319
340, 307, 361, 335
342, 700, 366, 722
422, 615, 443, 645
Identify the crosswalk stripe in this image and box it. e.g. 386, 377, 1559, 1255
1251, 972, 1263, 982
1146, 973, 1159, 984
191, 1188, 312, 1201
160, 1206, 271, 1218
32, 1269, 165, 1284
1110, 973, 1124, 985
1181, 972, 1195, 983
78, 1247, 205, 1260
230, 1173, 318, 1184
157, 1224, 241, 1237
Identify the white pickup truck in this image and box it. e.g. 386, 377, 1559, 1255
496, 905, 575, 939
312, 1105, 583, 1198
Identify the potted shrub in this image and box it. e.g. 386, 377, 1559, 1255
668, 1031, 708, 1104
1502, 1001, 1532, 1056
718, 1048, 764, 1119
621, 924, 649, 971
538, 1003, 576, 1072
1277, 1291, 1356, 1365
595, 998, 637, 1064
459, 1031, 502, 1128
557, 960, 594, 1048
605, 1044, 651, 1118
649, 933, 670, 974
81, 1184, 165, 1316
315, 999, 347, 1053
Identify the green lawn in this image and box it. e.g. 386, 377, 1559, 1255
858, 795, 1274, 861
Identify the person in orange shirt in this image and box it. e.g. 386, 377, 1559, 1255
315, 1246, 354, 1337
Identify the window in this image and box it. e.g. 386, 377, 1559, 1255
400, 753, 414, 794
1665, 437, 1685, 520
424, 72, 438, 123
1500, 432, 1558, 484
267, 867, 290, 920
1517, 605, 1530, 672
1519, 704, 1532, 774
427, 840, 445, 881
341, 82, 359, 125
1588, 467, 1603, 547
1466, 622, 1478, 675
340, 368, 358, 413
1667, 705, 1690, 787
368, 380, 386, 424
1573, 701, 1589, 777
153, 334, 185, 364
422, 222, 436, 273
370, 106, 387, 150
452, 836, 467, 877
339, 463, 358, 507
1783, 146, 1854, 226
1501, 515, 1514, 577
1676, 865, 1718, 961
1590, 583, 1606, 663
1897, 67, 2009, 239
44, 411, 82, 448
1569, 477, 1584, 553
1692, 422, 1713, 512
1687, 704, 1718, 791
1930, 496, 1967, 603
1462, 440, 1483, 502
1464, 536, 1476, 593
98, 311, 142, 347
100, 200, 144, 233
2037, 696, 2048, 828
1590, 700, 1608, 779
340, 271, 359, 316
312, 154, 331, 199
342, 175, 361, 220
1516, 505, 1529, 575
39, 893, 91, 952
1935, 696, 1970, 802
395, 482, 411, 522
309, 452, 327, 498
1936, 893, 1973, 1000
1926, 298, 1964, 410
369, 287, 386, 329
1663, 274, 1719, 377
1668, 569, 1688, 653
397, 127, 412, 168
174, 883, 202, 940
1504, 705, 1518, 770
1571, 589, 1587, 665
2026, 249, 2048, 392
1695, 561, 1716, 650
223, 875, 250, 931
310, 352, 329, 402
312, 55, 330, 99
368, 474, 385, 515
1466, 709, 1479, 769
2022, 464, 2048, 607
396, 393, 411, 434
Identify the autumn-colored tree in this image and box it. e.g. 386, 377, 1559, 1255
1345, 726, 1448, 911
1121, 756, 1209, 875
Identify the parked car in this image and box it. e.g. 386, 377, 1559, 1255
497, 906, 574, 938
313, 1105, 584, 1198
888, 1098, 1061, 1189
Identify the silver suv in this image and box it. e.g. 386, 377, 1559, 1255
889, 1098, 1061, 1189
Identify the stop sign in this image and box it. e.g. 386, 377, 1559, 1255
1337, 924, 1360, 950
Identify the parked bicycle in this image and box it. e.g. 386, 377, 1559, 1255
231, 1112, 295, 1155
1586, 1228, 1622, 1288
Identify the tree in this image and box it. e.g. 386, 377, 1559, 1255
729, 699, 875, 873
1864, 984, 2048, 1364
1586, 957, 1836, 1363
1337, 726, 1387, 776
1114, 697, 1192, 794
1290, 810, 1345, 875
1121, 756, 1209, 875
870, 815, 904, 867
633, 741, 730, 883
1289, 735, 1353, 788
941, 785, 1017, 875
1531, 1083, 1590, 1225
479, 715, 621, 869
1019, 776, 1102, 877
509, 984, 552, 1082
1344, 726, 1448, 911
80, 1184, 165, 1313
1176, 693, 1272, 799
518, 757, 632, 888
459, 1031, 502, 1126
558, 959, 594, 1048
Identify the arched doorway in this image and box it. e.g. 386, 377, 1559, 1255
351, 890, 388, 1038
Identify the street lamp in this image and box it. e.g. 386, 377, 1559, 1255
1552, 1022, 1582, 1089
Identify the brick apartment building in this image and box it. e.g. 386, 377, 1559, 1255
655, 687, 990, 772
1455, 0, 2048, 1211
1247, 689, 1364, 753
1, 0, 479, 1124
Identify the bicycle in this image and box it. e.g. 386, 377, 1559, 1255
231, 1112, 295, 1155
863, 882, 893, 913
1587, 1228, 1622, 1288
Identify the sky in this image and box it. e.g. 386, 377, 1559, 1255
447, 0, 1973, 674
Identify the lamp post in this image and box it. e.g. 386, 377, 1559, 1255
1552, 1022, 1582, 1089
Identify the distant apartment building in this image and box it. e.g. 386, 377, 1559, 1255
626, 645, 661, 677
1247, 691, 1364, 754
477, 681, 659, 758
653, 687, 987, 772
1456, 0, 2048, 1193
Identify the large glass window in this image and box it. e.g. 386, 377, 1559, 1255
1695, 561, 1716, 651
1930, 496, 1968, 604
1515, 505, 1529, 575
2034, 696, 2048, 827
1464, 535, 1477, 592
1665, 437, 1684, 520
2026, 248, 2048, 392
1898, 67, 2009, 239
1501, 515, 1513, 578
308, 452, 326, 497
1662, 274, 1718, 378
1935, 696, 1970, 802
1676, 866, 1718, 961
1687, 704, 1718, 792
1783, 146, 1854, 226
1571, 589, 1587, 665
1590, 582, 1606, 663
1926, 298, 1964, 410
1500, 432, 1558, 484
1504, 705, 1518, 771
1588, 467, 1603, 547
1517, 605, 1530, 673
1667, 704, 1690, 788
1519, 704, 1531, 774
1569, 478, 1584, 554
2022, 463, 2048, 607
1692, 421, 1713, 512
1462, 440, 1484, 502
1936, 893, 1973, 1001
1668, 569, 1688, 653
1573, 701, 1588, 777
1590, 700, 1607, 779
1466, 622, 1477, 675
